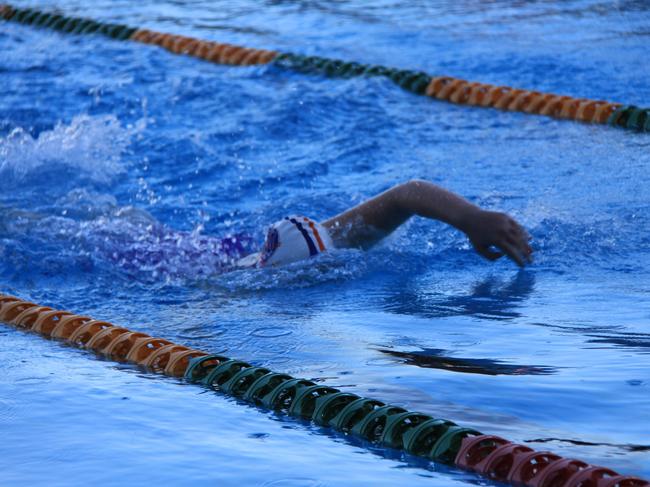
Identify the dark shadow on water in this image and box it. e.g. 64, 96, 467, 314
383, 270, 536, 320
584, 334, 650, 353
377, 347, 556, 376
528, 437, 650, 453
530, 322, 650, 355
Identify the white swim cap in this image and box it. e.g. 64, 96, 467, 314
238, 216, 334, 268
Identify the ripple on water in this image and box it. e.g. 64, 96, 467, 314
14, 376, 53, 386
250, 327, 293, 339
365, 356, 398, 367
261, 479, 325, 487
177, 324, 226, 340
0, 399, 17, 425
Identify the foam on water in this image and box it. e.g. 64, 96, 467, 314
219, 248, 368, 291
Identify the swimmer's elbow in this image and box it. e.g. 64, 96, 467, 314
401, 179, 434, 194
405, 178, 427, 187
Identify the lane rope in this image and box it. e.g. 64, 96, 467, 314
1, 294, 647, 487
1, 4, 649, 132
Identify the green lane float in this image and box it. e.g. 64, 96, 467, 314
1, 3, 648, 132
1, 294, 647, 487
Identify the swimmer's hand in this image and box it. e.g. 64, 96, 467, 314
461, 209, 532, 267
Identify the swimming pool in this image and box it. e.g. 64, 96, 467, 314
1, 0, 649, 485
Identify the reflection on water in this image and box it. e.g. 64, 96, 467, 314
528, 437, 650, 453
531, 322, 650, 354
383, 271, 536, 320
378, 347, 556, 376
585, 333, 650, 353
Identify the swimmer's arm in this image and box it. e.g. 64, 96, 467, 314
322, 179, 532, 266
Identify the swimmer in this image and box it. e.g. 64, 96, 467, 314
0, 180, 532, 277
239, 179, 533, 268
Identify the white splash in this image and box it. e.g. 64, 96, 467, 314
0, 114, 134, 184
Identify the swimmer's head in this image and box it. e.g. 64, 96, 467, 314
237, 216, 333, 268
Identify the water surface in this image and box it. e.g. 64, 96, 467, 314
1, 1, 649, 485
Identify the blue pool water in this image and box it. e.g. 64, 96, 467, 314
1, 1, 649, 485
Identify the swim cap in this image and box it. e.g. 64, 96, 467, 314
237, 216, 334, 268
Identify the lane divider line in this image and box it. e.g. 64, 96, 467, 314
1, 294, 647, 487
1, 4, 649, 132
